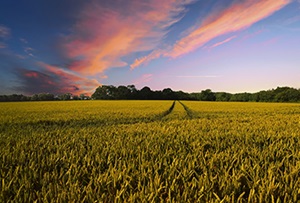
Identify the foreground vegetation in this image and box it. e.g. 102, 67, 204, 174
1, 101, 300, 202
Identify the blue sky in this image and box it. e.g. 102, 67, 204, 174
0, 0, 299, 95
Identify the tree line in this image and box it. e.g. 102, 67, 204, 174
91, 85, 300, 102
0, 93, 90, 102
1, 85, 300, 102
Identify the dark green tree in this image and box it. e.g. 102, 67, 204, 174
215, 92, 232, 101
199, 89, 216, 101
138, 86, 153, 100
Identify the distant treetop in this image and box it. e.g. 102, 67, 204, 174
1, 86, 300, 103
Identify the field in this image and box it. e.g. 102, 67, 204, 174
1, 100, 300, 202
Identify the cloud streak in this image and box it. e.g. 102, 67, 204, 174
64, 0, 194, 75
207, 36, 237, 49
15, 62, 100, 95
167, 0, 291, 58
132, 0, 291, 68
133, 74, 153, 85
0, 25, 10, 38
130, 49, 165, 70
0, 43, 6, 49
1, 0, 293, 95
0, 25, 10, 49
174, 75, 220, 78
6, 1, 194, 95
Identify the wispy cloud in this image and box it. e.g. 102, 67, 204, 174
133, 74, 153, 85
20, 38, 28, 44
10, 1, 195, 94
0, 25, 10, 38
167, 0, 290, 58
63, 0, 194, 75
15, 62, 101, 95
242, 29, 266, 40
131, 0, 291, 68
260, 37, 280, 47
24, 47, 35, 57
130, 49, 165, 70
0, 25, 10, 49
39, 62, 100, 94
173, 75, 220, 78
206, 36, 237, 49
282, 15, 300, 25
0, 42, 6, 49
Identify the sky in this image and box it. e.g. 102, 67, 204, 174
0, 0, 300, 95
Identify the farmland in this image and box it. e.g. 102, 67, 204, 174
1, 101, 300, 202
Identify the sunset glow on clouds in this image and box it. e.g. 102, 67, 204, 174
132, 0, 291, 66
130, 49, 165, 70
64, 0, 194, 75
15, 62, 100, 95
207, 36, 237, 50
39, 62, 101, 94
0, 0, 299, 95
133, 74, 154, 86
167, 0, 291, 58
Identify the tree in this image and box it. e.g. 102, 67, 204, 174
89, 85, 300, 102
274, 88, 300, 102
199, 89, 216, 101
230, 93, 251, 102
162, 88, 175, 100
116, 86, 131, 99
73, 95, 80, 100
79, 94, 85, 100
59, 93, 72, 100
127, 85, 137, 93
37, 93, 55, 101
139, 86, 153, 100
31, 94, 39, 101
215, 92, 232, 101
92, 85, 115, 99
256, 90, 275, 102
175, 91, 191, 100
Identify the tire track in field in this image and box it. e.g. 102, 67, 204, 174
5, 101, 178, 129
177, 101, 197, 119
4, 101, 191, 130
158, 100, 176, 118
160, 100, 191, 120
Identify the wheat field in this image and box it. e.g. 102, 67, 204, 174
1, 101, 300, 202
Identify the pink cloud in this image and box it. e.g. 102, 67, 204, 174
133, 74, 153, 85
24, 72, 39, 78
130, 49, 164, 70
37, 62, 101, 95
130, 0, 290, 69
261, 37, 280, 47
207, 35, 237, 49
63, 0, 194, 75
174, 75, 220, 78
167, 0, 291, 58
242, 29, 266, 40
17, 69, 59, 94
